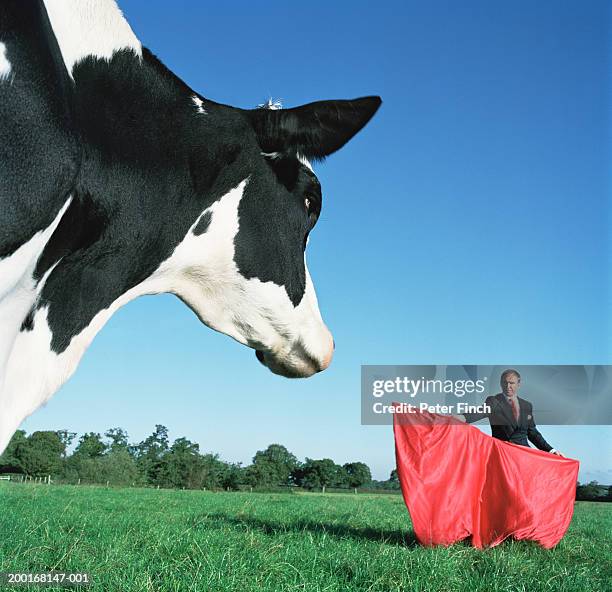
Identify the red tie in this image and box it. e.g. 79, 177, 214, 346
509, 396, 519, 421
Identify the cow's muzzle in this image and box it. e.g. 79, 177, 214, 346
255, 333, 334, 378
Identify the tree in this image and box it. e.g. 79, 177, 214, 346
17, 431, 65, 476
134, 425, 170, 485
73, 432, 107, 458
62, 456, 101, 484
244, 463, 271, 488
248, 444, 299, 487
220, 462, 244, 491
101, 448, 144, 486
0, 429, 27, 473
56, 430, 77, 458
343, 462, 372, 490
386, 469, 400, 490
576, 480, 606, 501
65, 432, 108, 484
296, 458, 347, 492
104, 427, 129, 452
334, 465, 350, 489
200, 453, 230, 489
157, 437, 204, 489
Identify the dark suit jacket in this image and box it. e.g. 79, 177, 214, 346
463, 392, 553, 452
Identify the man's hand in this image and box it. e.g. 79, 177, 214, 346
550, 449, 564, 457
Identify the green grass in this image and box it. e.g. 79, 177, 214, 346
1, 484, 610, 592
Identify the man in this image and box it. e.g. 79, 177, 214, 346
455, 369, 563, 456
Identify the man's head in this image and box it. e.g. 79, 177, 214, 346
500, 369, 521, 398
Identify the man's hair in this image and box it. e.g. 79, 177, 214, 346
500, 369, 521, 382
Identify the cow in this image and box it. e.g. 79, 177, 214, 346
0, 0, 381, 454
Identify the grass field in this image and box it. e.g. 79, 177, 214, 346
1, 484, 610, 592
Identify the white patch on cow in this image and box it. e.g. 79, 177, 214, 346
257, 98, 283, 110
0, 259, 167, 454
263, 152, 313, 173
298, 154, 314, 172
0, 280, 142, 454
0, 198, 72, 302
43, 0, 142, 77
0, 198, 73, 453
192, 95, 207, 115
0, 197, 72, 376
0, 43, 11, 81
150, 180, 250, 343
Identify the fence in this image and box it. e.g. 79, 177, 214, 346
0, 474, 402, 495
0, 474, 53, 484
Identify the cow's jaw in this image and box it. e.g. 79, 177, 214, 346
253, 268, 334, 378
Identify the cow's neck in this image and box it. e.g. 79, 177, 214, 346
43, 0, 142, 77
0, 2, 248, 454
0, 3, 186, 453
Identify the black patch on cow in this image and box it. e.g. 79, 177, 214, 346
192, 211, 212, 236
32, 192, 108, 282
20, 309, 34, 332
264, 156, 300, 192
233, 159, 322, 307
189, 143, 241, 195
0, 0, 79, 260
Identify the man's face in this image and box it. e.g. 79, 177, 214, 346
501, 374, 520, 398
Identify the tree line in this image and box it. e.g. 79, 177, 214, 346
575, 481, 612, 502
0, 426, 400, 492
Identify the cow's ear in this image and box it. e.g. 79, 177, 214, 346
247, 96, 382, 160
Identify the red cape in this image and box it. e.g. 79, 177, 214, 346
393, 408, 579, 548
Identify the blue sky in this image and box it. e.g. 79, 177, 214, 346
24, 0, 611, 482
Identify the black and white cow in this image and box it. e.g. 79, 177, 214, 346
0, 0, 381, 453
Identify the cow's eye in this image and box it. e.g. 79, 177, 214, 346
303, 193, 321, 230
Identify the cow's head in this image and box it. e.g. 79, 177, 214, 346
164, 96, 381, 378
